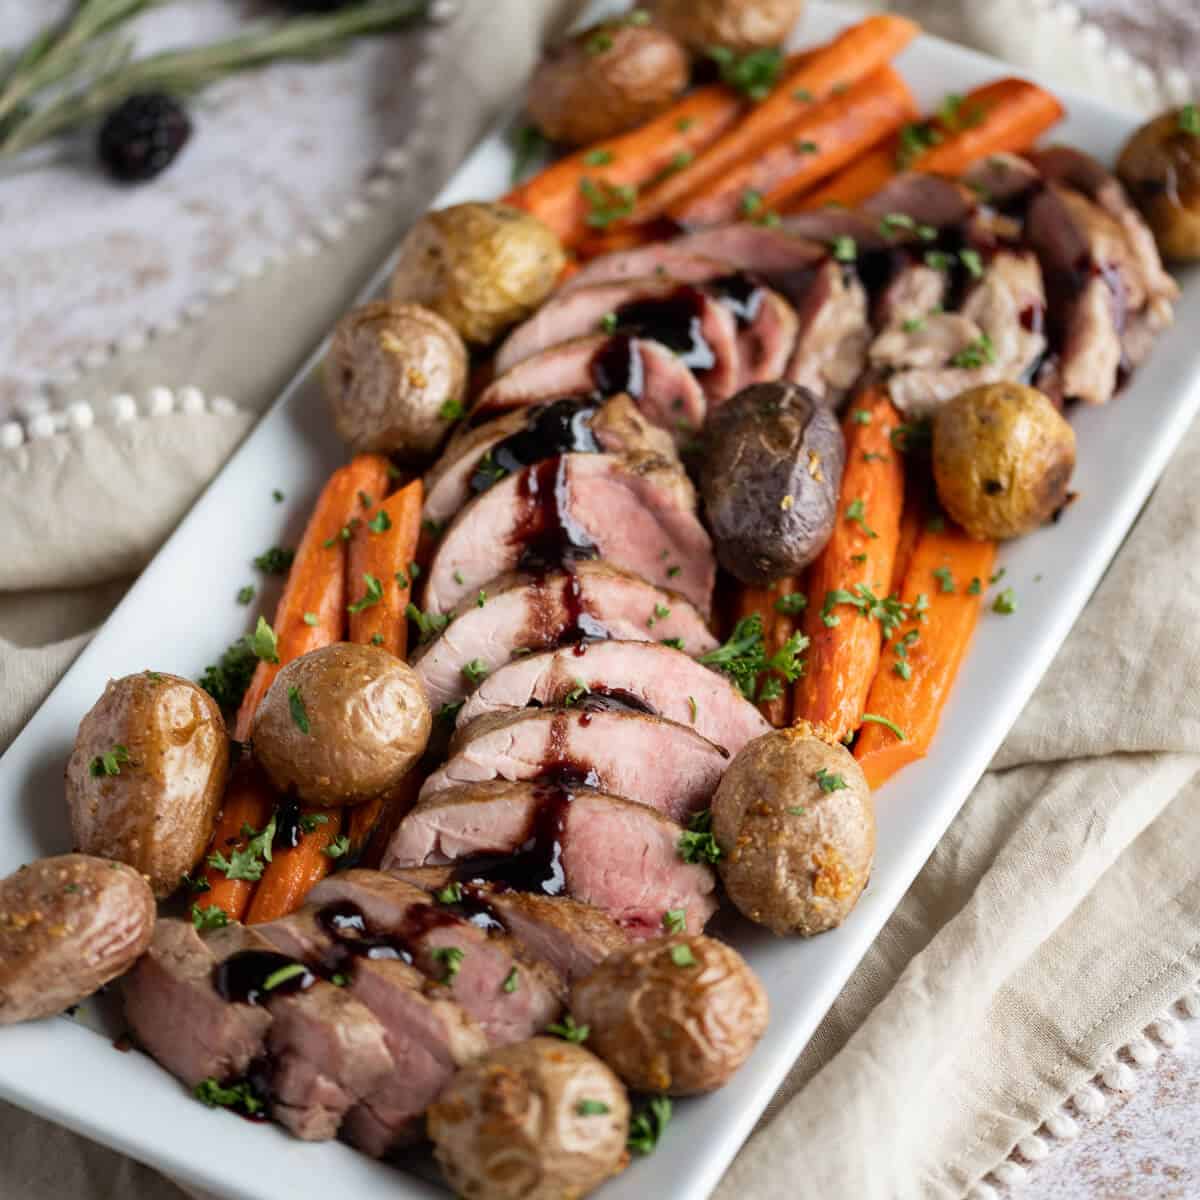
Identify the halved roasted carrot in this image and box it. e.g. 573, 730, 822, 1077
200, 760, 277, 921
244, 808, 345, 925
636, 14, 918, 221
731, 577, 805, 727
793, 77, 1065, 210
793, 388, 905, 742
854, 525, 996, 788
503, 84, 747, 247
232, 453, 390, 741
347, 479, 423, 656
673, 66, 918, 226
891, 488, 927, 597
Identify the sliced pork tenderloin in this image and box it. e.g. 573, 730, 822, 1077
384, 781, 718, 936
959, 152, 1042, 205
494, 279, 740, 404
454, 638, 768, 754
422, 708, 728, 824
874, 260, 947, 328
306, 871, 562, 1045
472, 333, 707, 439
670, 224, 827, 306
424, 393, 677, 527
559, 247, 732, 294
718, 281, 798, 388
411, 562, 718, 711
423, 451, 713, 616
785, 259, 872, 404
861, 172, 978, 229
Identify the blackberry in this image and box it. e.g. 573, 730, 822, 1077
97, 92, 192, 183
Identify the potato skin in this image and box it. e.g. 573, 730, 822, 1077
428, 1037, 629, 1200
701, 382, 844, 585
712, 728, 874, 935
653, 0, 806, 53
0, 854, 155, 1025
932, 382, 1076, 541
571, 935, 767, 1094
324, 301, 467, 461
1118, 110, 1200, 262
389, 203, 566, 347
252, 643, 431, 808
527, 21, 689, 147
65, 672, 229, 898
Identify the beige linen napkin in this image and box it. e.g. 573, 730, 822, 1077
2, 2, 1199, 1198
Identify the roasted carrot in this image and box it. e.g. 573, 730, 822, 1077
233, 453, 390, 741
245, 808, 345, 925
503, 84, 746, 247
673, 67, 918, 226
793, 388, 905, 742
200, 760, 277, 921
347, 479, 423, 655
574, 223, 661, 261
731, 577, 805, 727
891, 491, 926, 597
793, 77, 1064, 210
636, 14, 918, 221
854, 525, 996, 788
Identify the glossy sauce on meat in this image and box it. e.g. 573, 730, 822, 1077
273, 797, 303, 851
512, 456, 600, 574
213, 950, 316, 1006
608, 286, 716, 374
707, 273, 766, 327
469, 398, 601, 496
591, 334, 646, 399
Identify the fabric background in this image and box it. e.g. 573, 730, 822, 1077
1, 2, 1198, 1198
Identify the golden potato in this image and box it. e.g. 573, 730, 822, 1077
1118, 108, 1200, 262
653, 0, 806, 53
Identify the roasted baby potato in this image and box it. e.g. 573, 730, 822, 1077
65, 671, 229, 898
932, 381, 1076, 540
428, 1037, 630, 1200
0, 855, 155, 1025
700, 381, 844, 584
571, 935, 768, 1094
324, 301, 467, 461
527, 16, 689, 147
712, 728, 874, 935
389, 203, 566, 346
252, 643, 430, 808
1118, 108, 1200, 261
653, 0, 806, 53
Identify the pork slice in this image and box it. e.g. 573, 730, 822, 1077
307, 871, 562, 1045
1037, 275, 1123, 407
423, 452, 713, 617
121, 919, 273, 1089
871, 312, 981, 372
960, 249, 1047, 374
422, 708, 729, 823
861, 172, 978, 229
559, 248, 733, 295
785, 259, 871, 404
494, 279, 740, 404
454, 638, 768, 754
670, 224, 827, 305
874, 262, 947, 328
781, 210, 894, 254
411, 562, 717, 711
424, 393, 678, 527
473, 334, 707, 440
959, 152, 1042, 205
728, 285, 798, 389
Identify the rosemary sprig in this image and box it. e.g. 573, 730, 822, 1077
0, 0, 430, 157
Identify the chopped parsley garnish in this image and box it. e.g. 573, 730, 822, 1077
406, 602, 450, 643
1180, 104, 1200, 135
436, 701, 464, 724
462, 659, 489, 685
584, 148, 614, 166
577, 1099, 611, 1116
924, 249, 954, 272
272, 489, 284, 503
585, 31, 613, 55
831, 235, 857, 262
368, 509, 391, 534
476, 590, 487, 607
706, 44, 783, 102
208, 814, 276, 882
453, 570, 465, 586
820, 585, 910, 639
880, 211, 916, 236
687, 695, 698, 723
322, 519, 360, 548
547, 1014, 589, 1043
993, 587, 1017, 614
932, 565, 955, 593
787, 806, 807, 816
850, 552, 868, 565
435, 881, 463, 905
599, 311, 619, 333
660, 637, 685, 650
896, 120, 942, 169
815, 767, 847, 792
890, 420, 932, 453
580, 177, 637, 228
775, 592, 808, 615
675, 115, 695, 132
937, 92, 986, 131
662, 909, 687, 934
740, 188, 764, 217
950, 332, 996, 368
697, 614, 808, 701
438, 398, 464, 422
793, 87, 813, 102
371, 633, 385, 646
666, 564, 681, 578
894, 660, 913, 681
670, 943, 696, 967
901, 316, 926, 333
287, 686, 310, 734
510, 124, 549, 184
628, 1096, 672, 1155
563, 678, 590, 706
347, 572, 383, 614
323, 835, 352, 860
89, 744, 131, 778
796, 139, 819, 155
967, 577, 982, 595
990, 567, 1007, 584
299, 812, 329, 833
191, 904, 229, 932
263, 963, 309, 992
845, 497, 878, 538
861, 713, 906, 740
959, 248, 984, 278
357, 491, 373, 510
253, 546, 294, 575
194, 1078, 264, 1117
249, 615, 279, 663
303, 611, 318, 626
678, 808, 722, 865
503, 967, 520, 993
851, 407, 872, 424
236, 585, 255, 606
665, 149, 694, 172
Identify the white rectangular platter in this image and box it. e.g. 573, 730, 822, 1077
2, 5, 1198, 1199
